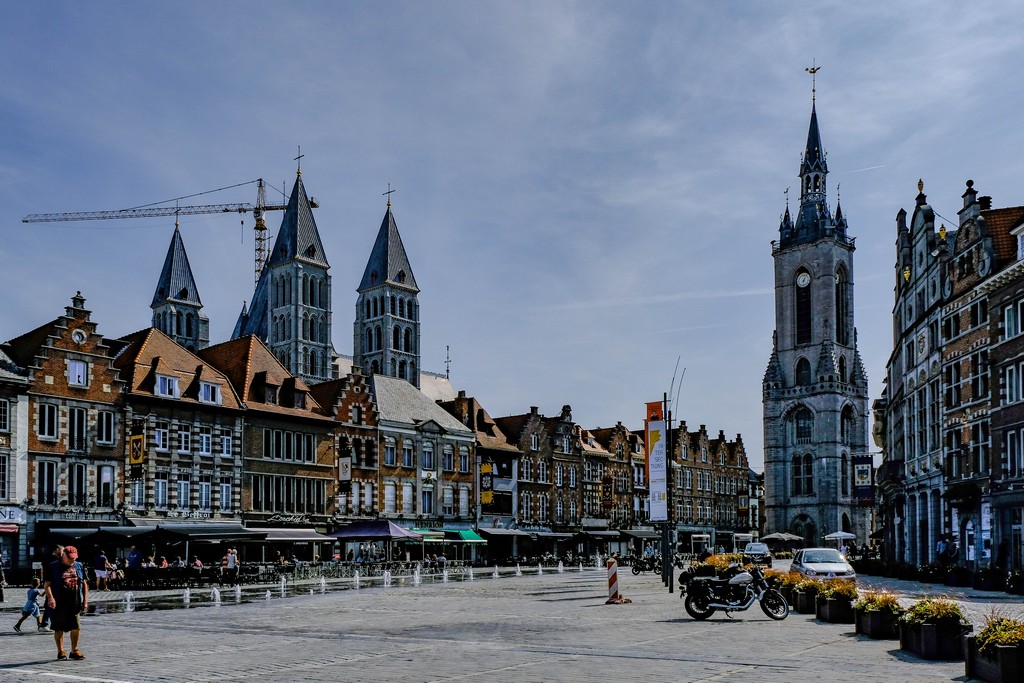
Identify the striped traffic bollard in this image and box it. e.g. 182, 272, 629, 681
605, 559, 632, 604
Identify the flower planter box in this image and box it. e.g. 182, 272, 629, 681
816, 597, 854, 623
900, 621, 972, 660
779, 586, 794, 607
964, 636, 1024, 683
855, 608, 900, 639
794, 590, 817, 614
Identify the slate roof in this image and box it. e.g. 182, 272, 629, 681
113, 328, 242, 409
370, 374, 471, 436
151, 226, 203, 307
800, 103, 827, 176
232, 268, 269, 340
267, 173, 329, 269
358, 206, 419, 292
0, 347, 29, 384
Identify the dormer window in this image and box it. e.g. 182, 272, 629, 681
294, 391, 306, 409
265, 386, 277, 405
156, 375, 180, 398
562, 435, 570, 453
199, 382, 221, 405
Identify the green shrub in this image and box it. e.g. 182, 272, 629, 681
900, 598, 969, 627
976, 611, 1024, 655
853, 591, 902, 615
817, 578, 858, 601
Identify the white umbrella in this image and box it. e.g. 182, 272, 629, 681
823, 531, 856, 540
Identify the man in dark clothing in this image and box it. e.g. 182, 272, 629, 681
43, 545, 88, 661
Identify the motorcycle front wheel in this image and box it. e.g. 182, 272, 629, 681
632, 565, 641, 575
759, 589, 789, 620
684, 594, 715, 620
653, 563, 662, 575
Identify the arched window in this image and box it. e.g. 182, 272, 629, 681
835, 266, 850, 345
319, 316, 327, 344
796, 358, 811, 385
302, 314, 309, 341
365, 299, 371, 319
409, 301, 416, 320
186, 313, 194, 337
841, 405, 855, 445
841, 453, 849, 496
838, 356, 847, 383
175, 311, 183, 335
795, 268, 812, 344
302, 274, 309, 305
399, 360, 407, 380
390, 297, 396, 315
309, 349, 318, 376
393, 326, 400, 350
366, 329, 373, 352
390, 359, 397, 377
371, 360, 379, 374
375, 326, 382, 350
794, 407, 813, 444
404, 328, 412, 352
399, 299, 405, 318
792, 455, 803, 495
803, 454, 814, 494
372, 298, 378, 318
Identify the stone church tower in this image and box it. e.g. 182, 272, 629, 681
232, 169, 333, 384
151, 222, 209, 351
762, 97, 871, 546
352, 197, 421, 387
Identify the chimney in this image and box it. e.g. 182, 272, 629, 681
457, 390, 466, 399
980, 196, 993, 211
530, 406, 538, 415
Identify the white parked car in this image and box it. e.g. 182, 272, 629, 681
789, 547, 856, 583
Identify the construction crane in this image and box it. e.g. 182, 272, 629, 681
22, 178, 318, 285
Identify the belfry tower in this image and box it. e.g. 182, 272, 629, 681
762, 76, 870, 546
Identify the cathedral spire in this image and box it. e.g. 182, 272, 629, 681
151, 224, 208, 350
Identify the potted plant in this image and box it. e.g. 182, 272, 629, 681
815, 579, 857, 623
771, 570, 799, 606
965, 613, 1024, 682
973, 567, 1004, 591
945, 564, 972, 587
899, 597, 972, 660
793, 579, 820, 615
854, 591, 903, 639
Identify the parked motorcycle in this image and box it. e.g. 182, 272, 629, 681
631, 555, 662, 575
682, 564, 788, 620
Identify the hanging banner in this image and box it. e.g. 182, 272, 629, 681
646, 401, 668, 522
853, 454, 874, 504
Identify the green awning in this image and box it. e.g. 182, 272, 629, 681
444, 529, 487, 543
411, 528, 446, 542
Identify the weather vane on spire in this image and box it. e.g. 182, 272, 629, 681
805, 60, 821, 103
383, 183, 395, 208
294, 146, 304, 176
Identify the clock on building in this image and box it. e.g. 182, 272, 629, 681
796, 272, 811, 288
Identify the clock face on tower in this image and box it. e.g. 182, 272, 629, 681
796, 272, 811, 288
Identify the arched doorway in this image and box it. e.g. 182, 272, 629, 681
791, 514, 817, 547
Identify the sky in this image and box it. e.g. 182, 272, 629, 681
3, 2, 1024, 471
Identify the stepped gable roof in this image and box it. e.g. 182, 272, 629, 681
358, 206, 419, 292
113, 328, 242, 409
151, 226, 203, 307
437, 394, 522, 454
983, 205, 1024, 265
333, 355, 455, 401
588, 426, 617, 451
2, 299, 128, 367
199, 335, 328, 420
267, 173, 329, 269
307, 370, 378, 422
493, 413, 535, 447
370, 374, 471, 436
